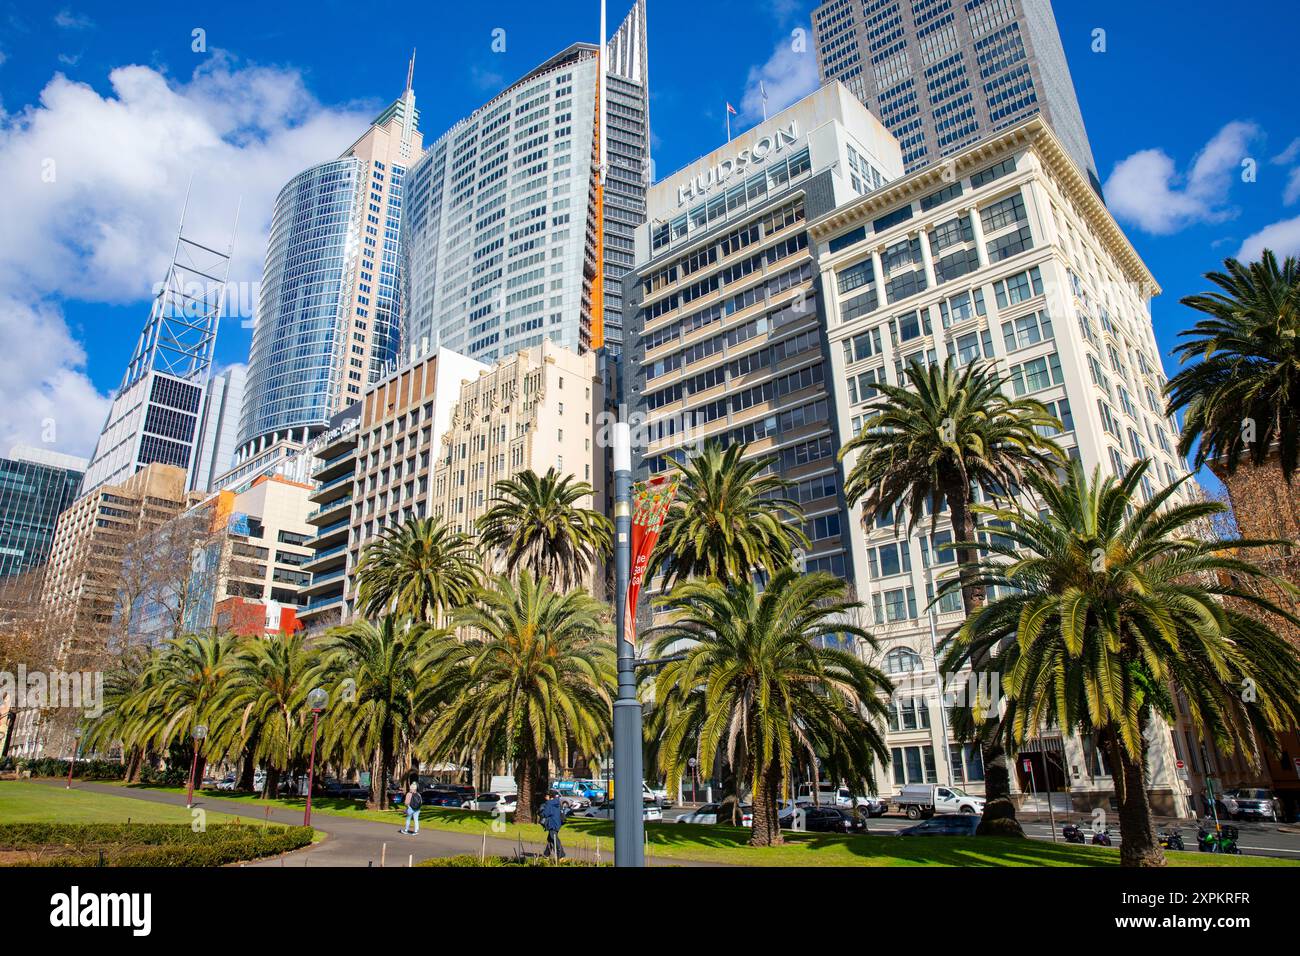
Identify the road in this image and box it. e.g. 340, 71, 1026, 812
659, 804, 1300, 859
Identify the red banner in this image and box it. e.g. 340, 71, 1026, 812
624, 474, 680, 646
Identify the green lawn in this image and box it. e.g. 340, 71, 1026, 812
0, 781, 244, 825
107, 784, 1296, 867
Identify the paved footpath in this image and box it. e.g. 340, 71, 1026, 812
40, 780, 711, 867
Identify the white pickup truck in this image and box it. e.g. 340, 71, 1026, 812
794, 783, 888, 817
893, 784, 985, 819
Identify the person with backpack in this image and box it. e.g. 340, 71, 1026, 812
540, 788, 566, 859
400, 782, 423, 835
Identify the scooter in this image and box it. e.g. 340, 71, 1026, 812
1091, 827, 1113, 846
1158, 827, 1185, 851
1196, 821, 1241, 854
1061, 821, 1087, 844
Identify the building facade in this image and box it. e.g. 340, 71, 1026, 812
401, 0, 648, 363
237, 72, 422, 463
811, 0, 1101, 193
0, 445, 87, 580
812, 116, 1195, 813
191, 365, 246, 494
624, 84, 905, 622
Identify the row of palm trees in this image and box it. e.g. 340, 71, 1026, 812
85, 251, 1300, 866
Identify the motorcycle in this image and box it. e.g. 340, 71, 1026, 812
1061, 821, 1087, 844
1091, 827, 1113, 846
1158, 827, 1185, 851
1196, 821, 1241, 854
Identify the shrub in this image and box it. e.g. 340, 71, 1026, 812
12, 758, 127, 781
0, 822, 313, 867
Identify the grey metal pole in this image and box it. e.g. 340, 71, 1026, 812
612, 422, 644, 866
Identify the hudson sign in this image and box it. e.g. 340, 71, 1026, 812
676, 122, 799, 207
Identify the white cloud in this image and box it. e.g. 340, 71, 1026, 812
1104, 121, 1258, 235
0, 53, 374, 457
1284, 167, 1300, 206
1236, 215, 1300, 263
53, 9, 94, 30
738, 35, 820, 126
1270, 137, 1300, 166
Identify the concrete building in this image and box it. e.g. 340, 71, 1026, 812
811, 115, 1194, 813
0, 445, 87, 580
299, 409, 362, 631
811, 0, 1101, 194
624, 83, 905, 620
237, 66, 423, 464
41, 463, 203, 664
401, 0, 648, 362
191, 365, 246, 494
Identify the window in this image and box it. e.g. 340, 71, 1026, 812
868, 541, 912, 578
993, 266, 1043, 308
888, 697, 932, 732
1001, 309, 1054, 351
842, 327, 883, 364
938, 288, 986, 328
1008, 352, 1064, 395
884, 648, 923, 674
873, 587, 918, 623
891, 745, 938, 785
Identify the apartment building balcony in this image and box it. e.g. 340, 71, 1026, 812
307, 494, 352, 525
309, 470, 355, 504
308, 517, 349, 549
300, 568, 345, 599
303, 543, 346, 574
312, 447, 357, 484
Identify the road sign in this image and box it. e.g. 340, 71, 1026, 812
1175, 759, 1185, 770
1022, 759, 1032, 773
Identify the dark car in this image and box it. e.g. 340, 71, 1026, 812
1217, 788, 1281, 822
799, 806, 868, 834
898, 815, 981, 836
420, 789, 465, 808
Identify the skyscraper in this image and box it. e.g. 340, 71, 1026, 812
236, 64, 423, 464
811, 0, 1101, 193
190, 364, 246, 493
401, 0, 648, 363
0, 445, 87, 580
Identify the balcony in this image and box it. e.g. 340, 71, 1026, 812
309, 518, 349, 549
300, 569, 345, 596
309, 471, 355, 503
303, 543, 347, 573
308, 494, 352, 524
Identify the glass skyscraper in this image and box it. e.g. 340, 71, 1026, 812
237, 72, 422, 463
811, 0, 1101, 194
0, 446, 87, 579
402, 0, 648, 363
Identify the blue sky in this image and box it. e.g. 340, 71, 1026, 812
0, 0, 1297, 461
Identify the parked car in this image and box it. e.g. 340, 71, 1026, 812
892, 784, 985, 820
1216, 788, 1282, 822
798, 806, 868, 834
580, 801, 663, 822
898, 814, 981, 836
794, 782, 887, 816
649, 785, 674, 808
216, 774, 238, 791
463, 792, 518, 813
553, 779, 607, 803
674, 802, 751, 826
419, 789, 466, 808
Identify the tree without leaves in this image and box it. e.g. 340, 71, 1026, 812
941, 459, 1300, 866
1165, 250, 1300, 480
838, 357, 1065, 836
646, 569, 892, 847
476, 468, 613, 593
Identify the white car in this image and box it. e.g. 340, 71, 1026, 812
580, 801, 663, 822
676, 802, 753, 827
462, 792, 518, 813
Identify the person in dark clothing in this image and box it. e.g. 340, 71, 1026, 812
540, 789, 566, 859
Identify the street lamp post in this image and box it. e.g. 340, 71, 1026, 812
186, 724, 207, 810
304, 687, 329, 827
611, 421, 644, 867
66, 727, 83, 789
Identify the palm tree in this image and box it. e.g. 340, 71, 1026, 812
139, 633, 236, 785
839, 357, 1063, 835
355, 516, 482, 622
648, 440, 807, 589
942, 460, 1300, 866
1165, 250, 1300, 479
418, 574, 614, 825
212, 632, 316, 798
83, 645, 153, 782
647, 569, 892, 847
476, 467, 613, 591
315, 614, 445, 809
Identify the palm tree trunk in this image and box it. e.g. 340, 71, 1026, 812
368, 745, 386, 810
239, 747, 256, 791
942, 476, 985, 614
1107, 723, 1165, 867
264, 766, 280, 799
749, 761, 784, 847
515, 750, 538, 826
125, 746, 143, 783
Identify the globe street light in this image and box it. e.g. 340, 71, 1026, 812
186, 724, 208, 809
304, 688, 329, 827
66, 726, 83, 789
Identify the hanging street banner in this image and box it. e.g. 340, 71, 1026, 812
625, 474, 681, 646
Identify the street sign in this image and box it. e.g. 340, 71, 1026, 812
1175, 759, 1185, 770
1022, 759, 1032, 773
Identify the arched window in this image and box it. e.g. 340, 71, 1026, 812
884, 647, 924, 675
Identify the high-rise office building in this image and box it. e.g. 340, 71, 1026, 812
0, 445, 87, 580
236, 65, 423, 464
402, 0, 648, 363
811, 0, 1101, 193
624, 83, 905, 623
191, 365, 246, 493
812, 115, 1194, 813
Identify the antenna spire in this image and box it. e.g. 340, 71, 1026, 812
406, 48, 416, 92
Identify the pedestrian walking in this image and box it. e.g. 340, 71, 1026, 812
400, 782, 422, 835
541, 788, 566, 859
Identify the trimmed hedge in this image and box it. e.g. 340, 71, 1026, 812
419, 854, 605, 867
4, 758, 127, 781
0, 822, 313, 867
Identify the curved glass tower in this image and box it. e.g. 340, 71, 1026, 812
236, 72, 421, 462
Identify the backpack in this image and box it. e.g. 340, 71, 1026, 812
409, 790, 423, 810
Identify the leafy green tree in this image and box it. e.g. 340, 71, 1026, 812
138, 633, 236, 785
942, 460, 1300, 866
647, 569, 892, 846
